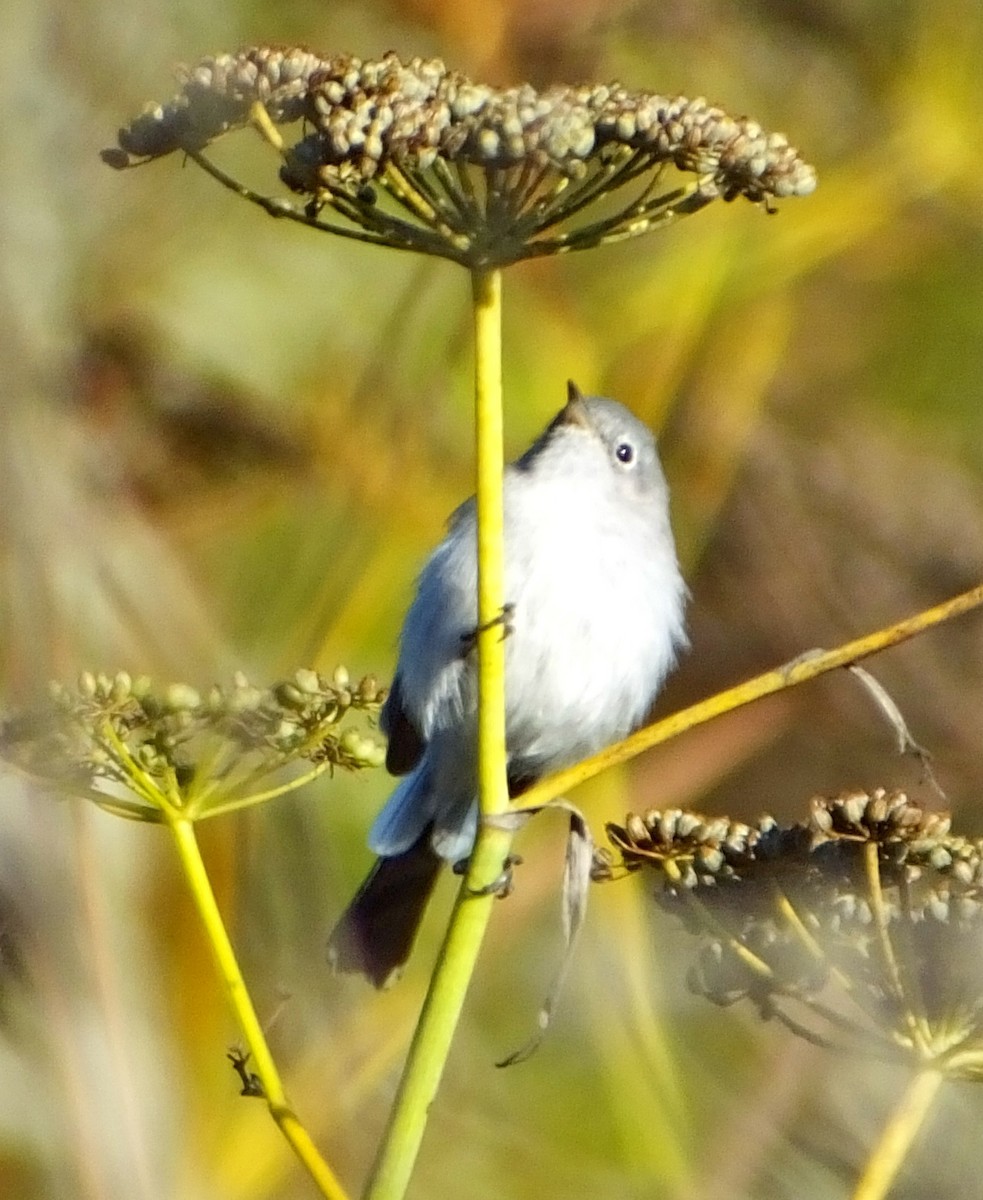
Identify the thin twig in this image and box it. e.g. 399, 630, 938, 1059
517, 583, 983, 813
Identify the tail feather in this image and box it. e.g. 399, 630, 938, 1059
327, 835, 442, 988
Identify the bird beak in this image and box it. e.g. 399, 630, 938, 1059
558, 380, 593, 431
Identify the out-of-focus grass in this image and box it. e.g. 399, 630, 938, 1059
2, 0, 983, 1197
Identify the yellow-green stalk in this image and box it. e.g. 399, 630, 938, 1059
852, 1070, 942, 1200
518, 582, 983, 813
364, 268, 510, 1200
165, 813, 351, 1200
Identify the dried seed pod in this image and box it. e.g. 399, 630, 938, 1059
603, 792, 983, 1076
103, 45, 816, 267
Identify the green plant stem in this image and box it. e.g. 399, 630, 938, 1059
852, 1069, 942, 1200
164, 814, 350, 1200
471, 266, 509, 837
517, 582, 983, 812
363, 267, 510, 1200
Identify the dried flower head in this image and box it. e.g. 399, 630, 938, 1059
103, 47, 816, 268
604, 790, 983, 1078
0, 668, 385, 822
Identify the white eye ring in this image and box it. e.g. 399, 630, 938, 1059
615, 441, 635, 465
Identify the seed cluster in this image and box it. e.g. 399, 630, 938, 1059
608, 790, 975, 904
278, 53, 815, 199
108, 46, 331, 163
606, 791, 983, 1073
0, 668, 385, 821
103, 46, 816, 266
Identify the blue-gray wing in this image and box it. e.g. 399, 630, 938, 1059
389, 499, 479, 745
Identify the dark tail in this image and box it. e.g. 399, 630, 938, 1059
327, 835, 442, 988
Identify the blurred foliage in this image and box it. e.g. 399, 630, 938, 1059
1, 0, 983, 1198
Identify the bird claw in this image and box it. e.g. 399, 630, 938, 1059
455, 852, 524, 898
460, 603, 515, 655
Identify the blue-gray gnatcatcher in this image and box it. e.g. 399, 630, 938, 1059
329, 381, 687, 986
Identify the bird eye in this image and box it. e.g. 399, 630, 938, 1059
615, 441, 635, 465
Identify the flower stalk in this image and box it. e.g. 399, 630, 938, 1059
166, 815, 351, 1200
852, 1070, 943, 1200
364, 267, 510, 1200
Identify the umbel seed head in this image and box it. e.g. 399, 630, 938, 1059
605, 790, 983, 1079
103, 46, 816, 268
0, 669, 386, 822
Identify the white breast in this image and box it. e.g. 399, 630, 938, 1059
502, 468, 686, 775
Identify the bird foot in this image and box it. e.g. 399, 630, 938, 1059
455, 852, 524, 898
459, 603, 515, 655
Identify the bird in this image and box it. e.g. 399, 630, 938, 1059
328, 381, 687, 986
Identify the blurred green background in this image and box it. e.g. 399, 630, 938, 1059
2, 0, 983, 1197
